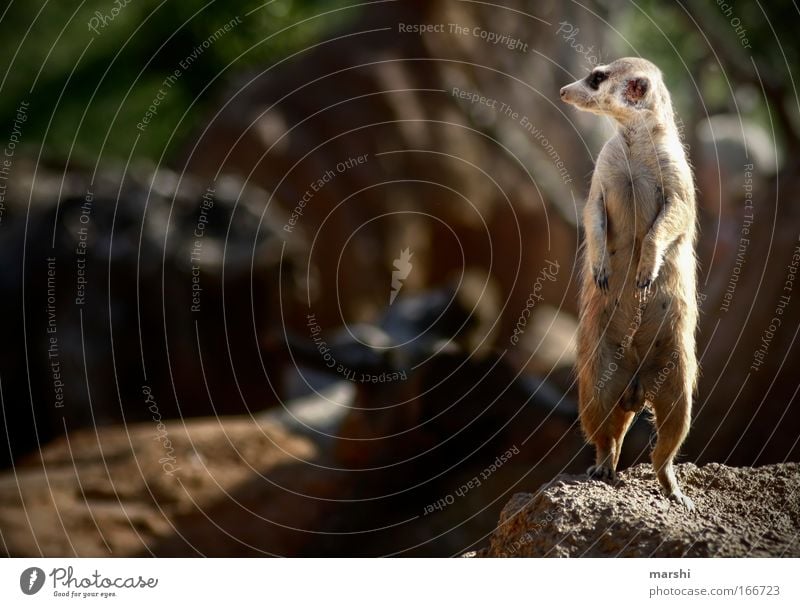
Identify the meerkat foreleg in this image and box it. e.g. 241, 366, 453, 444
585, 188, 610, 291
635, 187, 687, 292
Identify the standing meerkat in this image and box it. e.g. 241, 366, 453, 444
560, 58, 698, 509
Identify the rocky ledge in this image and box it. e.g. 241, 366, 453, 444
482, 463, 800, 557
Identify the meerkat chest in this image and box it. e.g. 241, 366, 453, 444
598, 146, 665, 241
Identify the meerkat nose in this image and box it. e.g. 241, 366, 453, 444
559, 87, 568, 99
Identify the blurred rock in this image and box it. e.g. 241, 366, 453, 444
692, 115, 800, 466
0, 167, 307, 467
484, 463, 800, 557
0, 371, 588, 556
283, 274, 582, 472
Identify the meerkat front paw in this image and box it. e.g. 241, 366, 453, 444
636, 251, 661, 289
635, 256, 660, 303
593, 261, 611, 292
635, 260, 657, 289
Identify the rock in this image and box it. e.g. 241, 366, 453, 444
484, 463, 800, 557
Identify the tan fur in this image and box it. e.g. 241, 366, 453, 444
560, 58, 698, 509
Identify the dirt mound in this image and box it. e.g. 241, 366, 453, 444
484, 463, 800, 557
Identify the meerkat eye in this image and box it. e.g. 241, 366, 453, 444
586, 70, 608, 90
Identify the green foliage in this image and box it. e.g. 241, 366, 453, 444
0, 0, 359, 164
618, 0, 799, 156
1, 1, 795, 165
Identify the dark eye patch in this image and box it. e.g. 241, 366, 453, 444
586, 70, 608, 90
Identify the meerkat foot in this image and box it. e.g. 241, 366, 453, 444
665, 490, 695, 511
587, 464, 617, 482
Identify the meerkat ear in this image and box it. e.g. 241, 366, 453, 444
623, 77, 649, 104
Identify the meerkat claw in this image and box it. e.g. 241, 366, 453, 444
594, 270, 609, 292
636, 283, 652, 303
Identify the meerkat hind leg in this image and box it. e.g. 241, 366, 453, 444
587, 407, 635, 482
651, 393, 694, 510
587, 442, 616, 481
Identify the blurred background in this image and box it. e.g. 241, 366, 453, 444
0, 0, 798, 556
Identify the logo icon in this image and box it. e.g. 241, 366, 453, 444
20, 567, 45, 595
389, 248, 413, 305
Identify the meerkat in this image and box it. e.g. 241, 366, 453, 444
560, 58, 698, 509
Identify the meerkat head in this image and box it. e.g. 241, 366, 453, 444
560, 57, 672, 128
